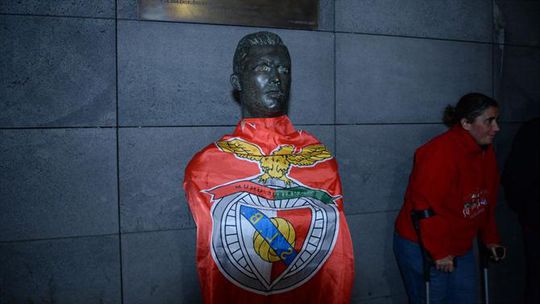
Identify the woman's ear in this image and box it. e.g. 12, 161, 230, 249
461, 118, 471, 130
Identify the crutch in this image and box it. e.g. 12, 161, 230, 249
411, 209, 435, 304
478, 241, 490, 304
478, 240, 506, 304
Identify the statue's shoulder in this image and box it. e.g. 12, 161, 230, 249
184, 140, 223, 178
296, 128, 333, 152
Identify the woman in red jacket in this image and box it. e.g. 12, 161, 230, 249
394, 93, 506, 303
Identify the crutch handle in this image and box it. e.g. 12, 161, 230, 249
410, 209, 436, 282
479, 244, 491, 269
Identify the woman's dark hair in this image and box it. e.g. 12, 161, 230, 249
443, 93, 499, 127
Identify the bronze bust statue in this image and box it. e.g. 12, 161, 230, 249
230, 32, 291, 118
184, 31, 354, 303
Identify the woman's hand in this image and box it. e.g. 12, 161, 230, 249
435, 255, 455, 272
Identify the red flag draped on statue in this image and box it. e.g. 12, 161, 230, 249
183, 115, 354, 304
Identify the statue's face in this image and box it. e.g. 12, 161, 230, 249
236, 45, 291, 118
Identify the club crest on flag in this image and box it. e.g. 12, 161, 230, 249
204, 139, 340, 295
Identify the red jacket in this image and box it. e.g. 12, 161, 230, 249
395, 125, 501, 260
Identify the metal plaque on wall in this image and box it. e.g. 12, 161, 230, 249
138, 0, 318, 30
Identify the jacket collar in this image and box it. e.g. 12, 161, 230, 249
450, 124, 489, 154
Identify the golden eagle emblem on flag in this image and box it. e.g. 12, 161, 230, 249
216, 139, 332, 185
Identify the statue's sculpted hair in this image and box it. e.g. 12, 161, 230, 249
233, 31, 289, 74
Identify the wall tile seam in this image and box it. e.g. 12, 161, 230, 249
335, 122, 445, 126
345, 209, 400, 218
2, 13, 539, 48
492, 0, 496, 107
121, 227, 196, 235
333, 0, 338, 156
117, 17, 338, 33
115, 123, 452, 128
492, 43, 540, 50
114, 1, 125, 302
358, 292, 407, 300
0, 124, 443, 131
0, 227, 197, 244
335, 122, 528, 126
491, 0, 495, 46
0, 121, 527, 131
334, 30, 496, 46
0, 12, 332, 34
0, 232, 121, 244
0, 12, 115, 21
0, 126, 117, 130
357, 292, 408, 301
0, 124, 335, 130
337, 29, 539, 48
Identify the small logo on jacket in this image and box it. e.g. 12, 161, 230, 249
462, 190, 488, 218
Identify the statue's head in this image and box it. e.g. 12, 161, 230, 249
231, 32, 291, 118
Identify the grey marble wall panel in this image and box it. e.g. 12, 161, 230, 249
0, 235, 121, 303
494, 45, 540, 122
117, 21, 240, 126
122, 229, 200, 304
494, 1, 540, 47
336, 124, 446, 215
117, 0, 138, 19
317, 0, 334, 31
0, 16, 116, 127
118, 21, 334, 126
347, 211, 406, 303
0, 129, 118, 241
336, 0, 492, 42
278, 30, 335, 124
336, 34, 492, 124
119, 126, 230, 233
0, 0, 115, 18
117, 0, 334, 31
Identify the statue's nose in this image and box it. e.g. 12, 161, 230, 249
270, 69, 281, 84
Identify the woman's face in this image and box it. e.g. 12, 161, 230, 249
462, 106, 500, 145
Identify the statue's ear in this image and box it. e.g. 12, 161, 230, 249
230, 74, 241, 91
